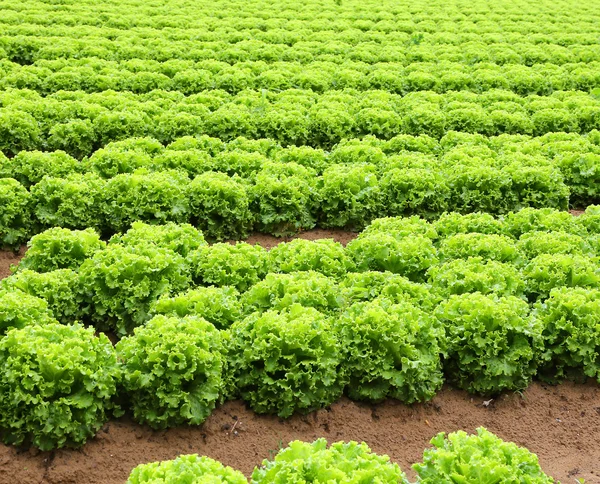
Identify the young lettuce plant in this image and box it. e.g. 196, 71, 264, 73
17, 227, 105, 273
0, 290, 57, 337
116, 315, 225, 429
435, 293, 542, 394
251, 439, 409, 484
336, 298, 444, 403
268, 238, 354, 279
533, 287, 600, 383
241, 271, 343, 315
226, 305, 345, 417
150, 286, 242, 330
414, 427, 556, 484
1, 269, 81, 323
79, 244, 191, 336
0, 323, 121, 450
190, 242, 269, 292
0, 178, 33, 248
127, 455, 246, 484
428, 257, 525, 298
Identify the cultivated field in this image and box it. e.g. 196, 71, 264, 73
0, 0, 599, 482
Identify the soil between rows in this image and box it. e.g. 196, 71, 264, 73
0, 221, 598, 484
0, 383, 598, 483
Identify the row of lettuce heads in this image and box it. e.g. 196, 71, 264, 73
127, 430, 556, 483
3, 10, 600, 68
3, 59, 600, 96
1, 88, 600, 156
2, 130, 600, 245
1, 207, 599, 450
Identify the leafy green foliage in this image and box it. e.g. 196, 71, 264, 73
0, 178, 32, 248
317, 164, 381, 230
533, 287, 600, 383
438, 233, 519, 262
79, 244, 191, 336
336, 299, 443, 403
433, 211, 504, 238
1, 269, 81, 323
339, 271, 436, 309
17, 227, 105, 272
0, 150, 80, 188
187, 172, 253, 241
414, 427, 556, 484
109, 222, 206, 258
191, 242, 268, 291
522, 254, 600, 301
503, 207, 583, 238
435, 293, 542, 394
0, 323, 121, 450
241, 271, 343, 315
102, 171, 190, 233
0, 290, 57, 336
347, 233, 438, 281
268, 239, 353, 279
30, 173, 106, 230
251, 439, 409, 484
428, 257, 525, 297
150, 286, 241, 330
226, 305, 345, 417
116, 316, 225, 429
127, 455, 247, 484
250, 171, 317, 237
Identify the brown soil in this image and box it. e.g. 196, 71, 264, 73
243, 228, 359, 249
0, 382, 598, 484
0, 246, 25, 279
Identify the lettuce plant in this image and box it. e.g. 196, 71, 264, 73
30, 173, 106, 231
187, 172, 253, 241
250, 171, 317, 237
414, 427, 556, 484
79, 244, 191, 335
102, 170, 190, 233
503, 207, 583, 238
339, 271, 436, 309
1, 269, 81, 323
150, 286, 241, 330
0, 150, 80, 187
516, 231, 594, 260
0, 290, 57, 336
428, 257, 525, 298
347, 233, 437, 281
317, 163, 382, 230
241, 271, 343, 315
533, 287, 600, 383
109, 221, 206, 258
191, 242, 268, 291
116, 315, 225, 429
438, 233, 519, 263
226, 305, 345, 417
435, 293, 542, 394
268, 239, 353, 279
0, 323, 121, 450
522, 254, 600, 301
0, 177, 32, 248
127, 455, 246, 484
251, 439, 408, 484
363, 215, 438, 239
337, 299, 443, 403
17, 227, 105, 272
433, 211, 504, 238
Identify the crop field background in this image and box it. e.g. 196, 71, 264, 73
0, 0, 599, 482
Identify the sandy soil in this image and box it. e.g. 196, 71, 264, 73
0, 382, 598, 484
